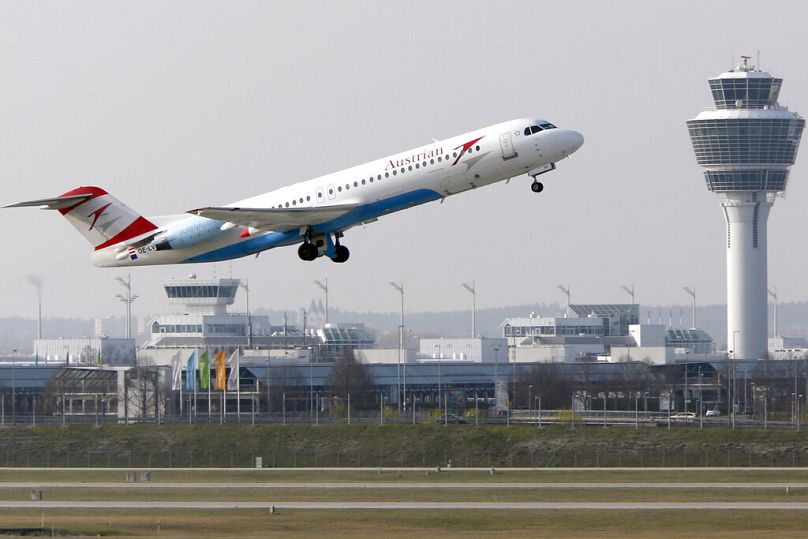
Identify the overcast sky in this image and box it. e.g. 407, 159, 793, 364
1, 1, 807, 320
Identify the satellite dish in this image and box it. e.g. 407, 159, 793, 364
735, 99, 744, 107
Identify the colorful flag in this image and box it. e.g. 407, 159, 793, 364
199, 349, 210, 390
185, 350, 197, 391
227, 350, 240, 391
214, 350, 227, 391
171, 351, 182, 390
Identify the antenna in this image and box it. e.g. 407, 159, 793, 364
757, 49, 761, 71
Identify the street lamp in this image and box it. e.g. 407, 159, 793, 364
239, 281, 252, 349
314, 279, 329, 325
115, 274, 138, 340
389, 282, 404, 412
461, 281, 476, 338
683, 287, 696, 328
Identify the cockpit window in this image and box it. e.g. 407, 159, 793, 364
539, 123, 557, 130
524, 125, 541, 136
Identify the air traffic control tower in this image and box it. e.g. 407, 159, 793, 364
687, 57, 804, 359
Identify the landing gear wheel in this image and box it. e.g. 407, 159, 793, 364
530, 181, 544, 193
297, 242, 318, 261
332, 244, 350, 263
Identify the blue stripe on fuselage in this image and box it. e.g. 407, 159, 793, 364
182, 188, 443, 263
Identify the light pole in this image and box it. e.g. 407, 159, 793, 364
389, 282, 404, 412
698, 367, 703, 430
434, 343, 442, 408
461, 281, 476, 338
528, 384, 533, 424
683, 287, 696, 328
557, 285, 571, 314
115, 274, 138, 340
493, 345, 500, 414
768, 287, 778, 339
314, 279, 329, 325
731, 330, 740, 429
240, 281, 252, 349
621, 284, 635, 305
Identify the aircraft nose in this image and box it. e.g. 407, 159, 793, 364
561, 129, 584, 155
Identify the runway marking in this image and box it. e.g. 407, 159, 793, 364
2, 482, 808, 489
1, 501, 808, 510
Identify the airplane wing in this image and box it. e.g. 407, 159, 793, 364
189, 203, 357, 230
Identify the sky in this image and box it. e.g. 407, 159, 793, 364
1, 0, 808, 320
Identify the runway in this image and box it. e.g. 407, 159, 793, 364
3, 482, 808, 489
2, 501, 808, 510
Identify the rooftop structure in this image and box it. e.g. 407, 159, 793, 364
687, 57, 804, 359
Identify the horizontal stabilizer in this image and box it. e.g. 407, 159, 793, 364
190, 204, 357, 230
4, 194, 93, 210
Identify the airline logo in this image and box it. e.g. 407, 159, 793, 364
128, 247, 138, 261
452, 136, 484, 166
87, 203, 112, 231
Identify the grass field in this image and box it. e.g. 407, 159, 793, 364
0, 469, 806, 537
3, 507, 808, 538
0, 425, 806, 536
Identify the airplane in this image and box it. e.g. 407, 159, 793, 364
6, 118, 583, 267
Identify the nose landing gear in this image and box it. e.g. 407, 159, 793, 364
528, 162, 555, 193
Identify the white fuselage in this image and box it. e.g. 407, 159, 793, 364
92, 118, 583, 266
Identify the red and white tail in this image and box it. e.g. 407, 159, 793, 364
6, 186, 158, 250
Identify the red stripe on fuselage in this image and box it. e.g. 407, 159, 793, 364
94, 217, 158, 251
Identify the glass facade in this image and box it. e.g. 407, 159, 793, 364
687, 118, 804, 169
709, 77, 782, 109
703, 169, 789, 192
164, 285, 238, 299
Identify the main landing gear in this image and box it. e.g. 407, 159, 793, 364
297, 232, 350, 263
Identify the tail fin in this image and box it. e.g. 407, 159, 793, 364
6, 186, 158, 250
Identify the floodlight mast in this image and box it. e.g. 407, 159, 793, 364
115, 274, 138, 339
621, 284, 635, 305
389, 281, 404, 412
768, 287, 778, 339
683, 287, 696, 329
313, 279, 329, 325
557, 285, 570, 314
461, 281, 476, 338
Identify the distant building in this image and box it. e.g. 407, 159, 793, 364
33, 337, 135, 366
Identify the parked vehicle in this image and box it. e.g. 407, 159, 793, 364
435, 414, 467, 424
705, 409, 721, 417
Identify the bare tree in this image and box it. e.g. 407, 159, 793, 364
326, 349, 375, 410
